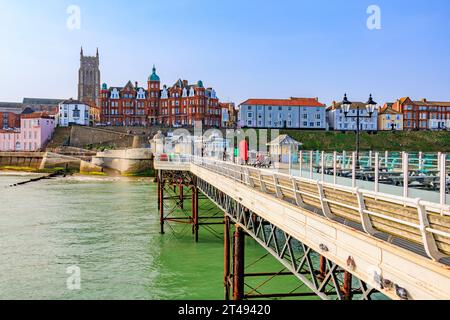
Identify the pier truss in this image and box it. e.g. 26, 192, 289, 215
157, 170, 224, 242
155, 157, 450, 300
199, 178, 381, 300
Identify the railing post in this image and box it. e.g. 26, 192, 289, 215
292, 178, 304, 207
375, 152, 380, 193
356, 188, 376, 235
419, 151, 424, 171
402, 152, 409, 198
342, 151, 347, 170
333, 151, 337, 185
321, 151, 325, 183
317, 182, 335, 220
259, 171, 267, 193
352, 152, 356, 188
299, 150, 303, 178
440, 153, 447, 206
309, 150, 314, 180
385, 150, 389, 168
247, 168, 254, 188
416, 199, 445, 261
273, 174, 283, 199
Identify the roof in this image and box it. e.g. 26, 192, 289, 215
0, 102, 23, 113
241, 98, 325, 107
149, 66, 160, 82
267, 135, 302, 146
23, 98, 64, 105
412, 100, 450, 107
60, 98, 84, 105
21, 112, 54, 119
379, 106, 402, 115
21, 107, 35, 115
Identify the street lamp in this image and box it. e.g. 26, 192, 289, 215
341, 94, 377, 168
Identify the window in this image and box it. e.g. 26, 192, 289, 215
247, 112, 253, 118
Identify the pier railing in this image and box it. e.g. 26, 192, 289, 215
190, 157, 450, 262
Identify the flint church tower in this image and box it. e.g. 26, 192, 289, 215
78, 47, 101, 106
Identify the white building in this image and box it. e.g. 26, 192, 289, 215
58, 99, 90, 127
327, 101, 378, 131
238, 98, 327, 130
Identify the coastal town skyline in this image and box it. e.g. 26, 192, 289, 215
1, 0, 450, 105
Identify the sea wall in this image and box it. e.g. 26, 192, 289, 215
91, 148, 154, 175
0, 152, 46, 169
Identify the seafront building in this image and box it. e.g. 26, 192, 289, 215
58, 99, 90, 127
220, 102, 237, 128
327, 101, 378, 131
0, 111, 20, 129
0, 129, 21, 151
378, 103, 403, 131
392, 97, 450, 131
99, 66, 222, 127
238, 98, 327, 129
0, 112, 55, 152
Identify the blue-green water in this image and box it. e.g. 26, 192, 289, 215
0, 174, 311, 300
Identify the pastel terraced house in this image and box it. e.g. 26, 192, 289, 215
0, 129, 21, 151
0, 112, 55, 151
20, 113, 55, 151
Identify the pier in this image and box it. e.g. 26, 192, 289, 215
154, 155, 450, 300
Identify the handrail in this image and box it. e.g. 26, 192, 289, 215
190, 156, 450, 262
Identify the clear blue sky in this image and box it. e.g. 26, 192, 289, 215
1, 0, 449, 106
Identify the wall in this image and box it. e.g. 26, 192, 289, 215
0, 152, 46, 169
69, 126, 136, 149
91, 148, 154, 175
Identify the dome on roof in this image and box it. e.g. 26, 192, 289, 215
149, 65, 160, 82
102, 83, 107, 90
197, 80, 204, 88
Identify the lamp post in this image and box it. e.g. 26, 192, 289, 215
341, 94, 377, 168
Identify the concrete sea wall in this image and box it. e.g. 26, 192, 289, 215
91, 148, 154, 175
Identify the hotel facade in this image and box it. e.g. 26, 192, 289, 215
99, 67, 221, 127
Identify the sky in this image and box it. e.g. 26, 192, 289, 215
0, 0, 450, 106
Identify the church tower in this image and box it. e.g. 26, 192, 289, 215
78, 47, 101, 106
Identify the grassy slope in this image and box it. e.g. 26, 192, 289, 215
277, 130, 450, 152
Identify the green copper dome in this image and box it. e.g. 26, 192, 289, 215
102, 83, 107, 90
149, 65, 160, 82
197, 80, 204, 88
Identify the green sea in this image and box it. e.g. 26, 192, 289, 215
0, 174, 314, 300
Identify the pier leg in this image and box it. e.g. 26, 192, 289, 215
192, 181, 199, 242
224, 216, 231, 300
179, 185, 184, 210
233, 225, 245, 301
319, 255, 327, 280
343, 271, 353, 300
159, 171, 165, 235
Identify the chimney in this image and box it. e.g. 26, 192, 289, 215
183, 80, 188, 86
315, 97, 318, 101
135, 81, 138, 88
422, 98, 427, 103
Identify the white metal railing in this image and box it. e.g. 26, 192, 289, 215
191, 157, 450, 262
296, 150, 449, 206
